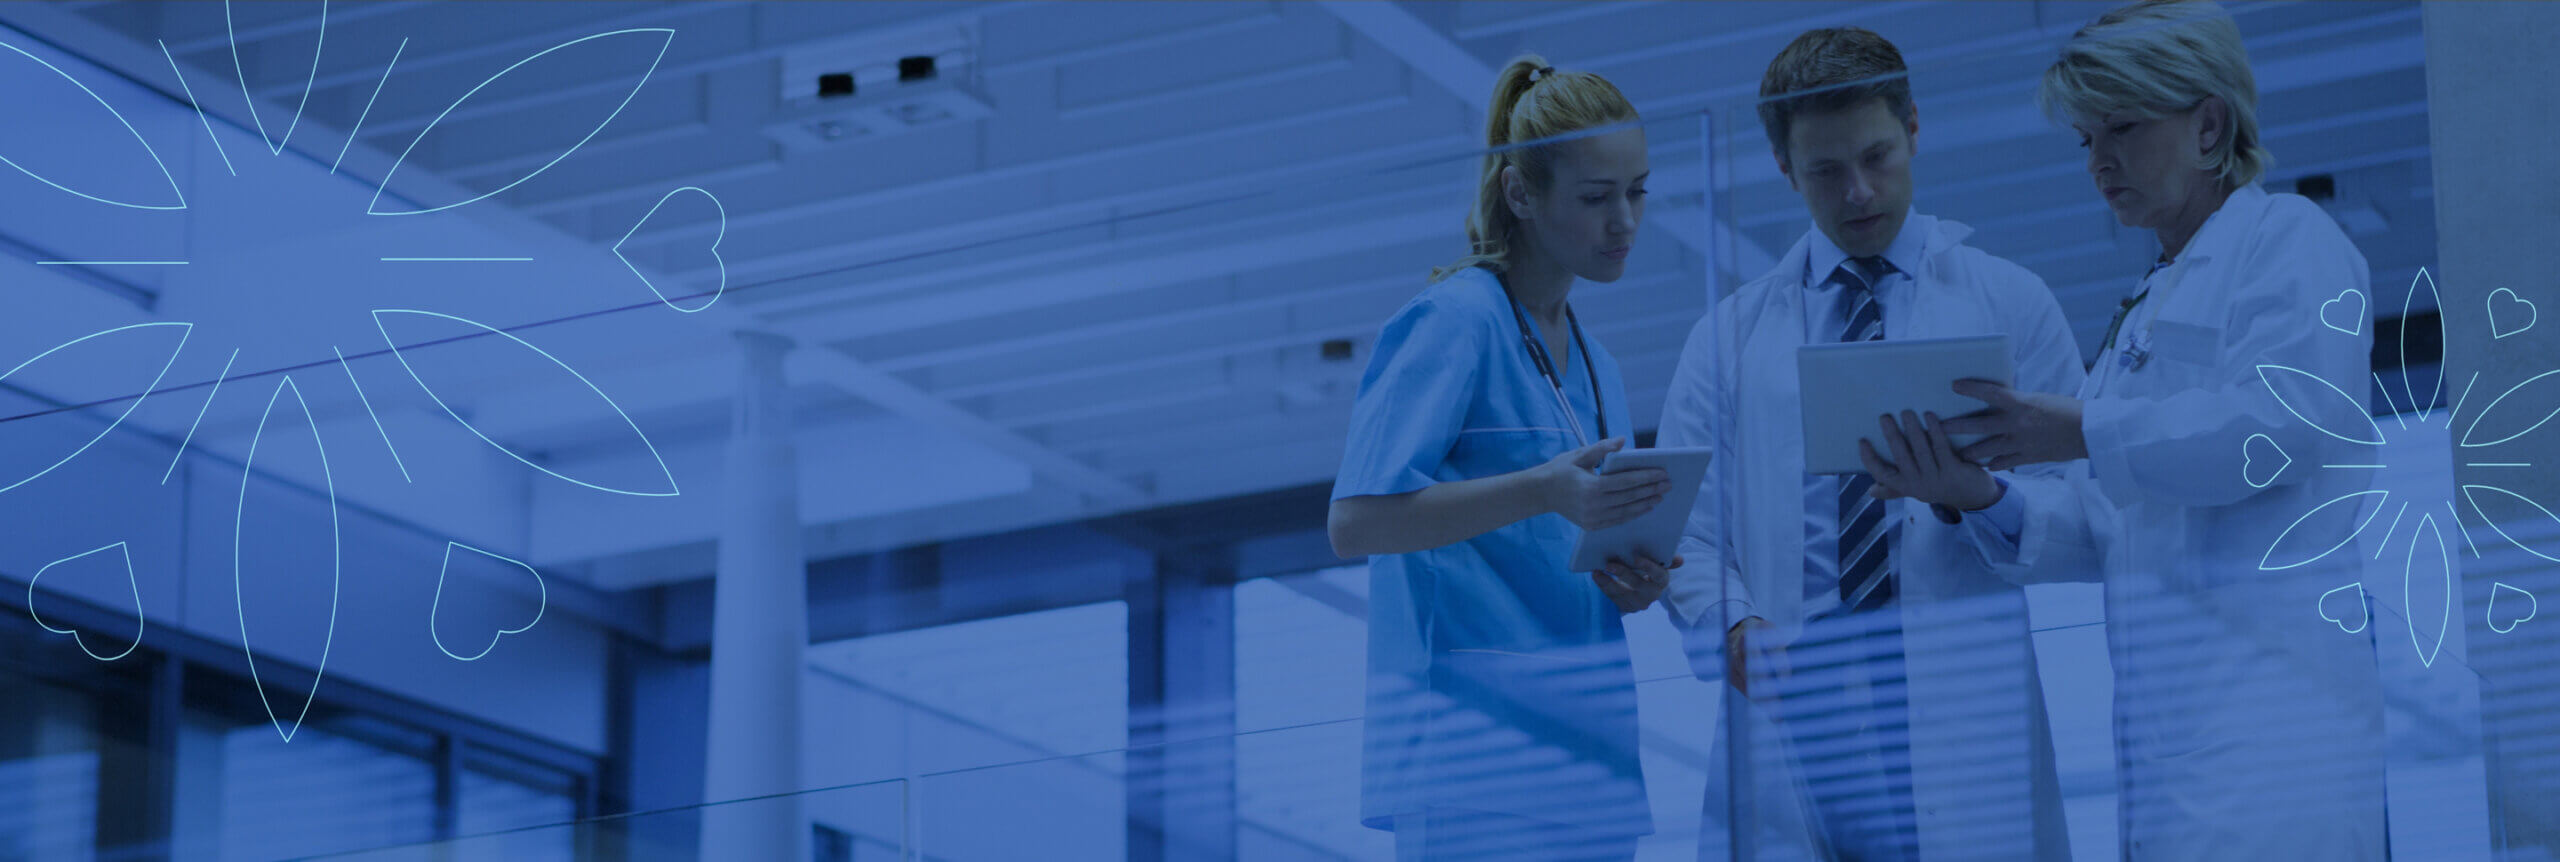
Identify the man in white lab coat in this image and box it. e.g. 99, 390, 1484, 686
1659, 28, 2078, 860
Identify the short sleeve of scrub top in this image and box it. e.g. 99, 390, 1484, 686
1334, 289, 1488, 501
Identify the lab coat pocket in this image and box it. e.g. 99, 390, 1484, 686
2146, 320, 2222, 369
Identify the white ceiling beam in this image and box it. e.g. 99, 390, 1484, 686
787, 344, 1145, 505
871, 271, 1418, 372
754, 157, 1717, 355
219, 2, 735, 95
934, 270, 1690, 404
614, 93, 1427, 289
1449, 1, 1670, 41
761, 190, 1452, 337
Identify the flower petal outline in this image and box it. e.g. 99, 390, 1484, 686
0, 38, 188, 209
2460, 484, 2560, 564
2459, 368, 2560, 448
366, 28, 675, 216
371, 309, 680, 497
225, 0, 328, 156
2402, 513, 2453, 668
234, 375, 341, 743
0, 322, 193, 496
2401, 269, 2443, 414
2257, 364, 2387, 446
2259, 488, 2388, 571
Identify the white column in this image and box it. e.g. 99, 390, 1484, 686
700, 331, 808, 860
2425, 3, 2560, 851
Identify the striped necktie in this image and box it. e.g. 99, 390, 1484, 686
1833, 256, 1897, 615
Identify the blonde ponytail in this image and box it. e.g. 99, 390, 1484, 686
1432, 55, 1640, 282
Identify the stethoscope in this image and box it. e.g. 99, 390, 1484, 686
1504, 279, 1607, 446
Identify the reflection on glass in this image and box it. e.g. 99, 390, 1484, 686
0, 676, 104, 861
206, 719, 438, 861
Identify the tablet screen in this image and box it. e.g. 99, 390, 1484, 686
1796, 334, 2013, 475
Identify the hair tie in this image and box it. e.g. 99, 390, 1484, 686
1529, 65, 1556, 83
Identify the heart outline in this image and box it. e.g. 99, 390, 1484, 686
2320, 288, 2366, 336
2489, 287, 2538, 339
2317, 582, 2369, 635
612, 186, 727, 313
28, 541, 145, 661
430, 541, 548, 662
2242, 433, 2291, 489
2488, 582, 2538, 634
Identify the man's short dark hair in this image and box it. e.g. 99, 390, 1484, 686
1758, 28, 1915, 162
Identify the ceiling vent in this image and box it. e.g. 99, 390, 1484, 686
763, 21, 992, 152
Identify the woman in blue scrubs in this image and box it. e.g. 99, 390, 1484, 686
1328, 55, 1674, 862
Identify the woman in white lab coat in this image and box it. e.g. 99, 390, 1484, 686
1329, 56, 1676, 860
1938, 2, 2389, 857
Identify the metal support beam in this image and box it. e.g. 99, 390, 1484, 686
1125, 548, 1238, 862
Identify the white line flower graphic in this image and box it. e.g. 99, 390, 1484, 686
2, 2, 720, 741
2267, 269, 2546, 668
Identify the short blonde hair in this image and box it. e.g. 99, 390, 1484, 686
1433, 55, 1640, 282
2038, 0, 2270, 189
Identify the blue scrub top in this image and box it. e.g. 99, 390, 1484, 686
1332, 267, 1649, 836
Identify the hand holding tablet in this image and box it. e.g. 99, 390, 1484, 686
1568, 446, 1713, 573
1796, 335, 2014, 475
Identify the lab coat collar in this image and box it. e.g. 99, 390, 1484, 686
1786, 210, 1973, 290
2160, 183, 2269, 270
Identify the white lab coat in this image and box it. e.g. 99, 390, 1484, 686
1988, 185, 2388, 859
1660, 214, 2076, 861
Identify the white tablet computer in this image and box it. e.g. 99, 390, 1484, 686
1567, 447, 1713, 573
1797, 334, 2013, 475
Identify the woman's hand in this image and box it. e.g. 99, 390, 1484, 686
1943, 379, 2090, 470
1541, 437, 1670, 531
1860, 410, 2003, 510
1593, 554, 1681, 614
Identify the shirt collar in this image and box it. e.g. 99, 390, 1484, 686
1806, 206, 1925, 288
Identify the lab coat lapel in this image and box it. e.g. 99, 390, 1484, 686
1737, 235, 1816, 646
